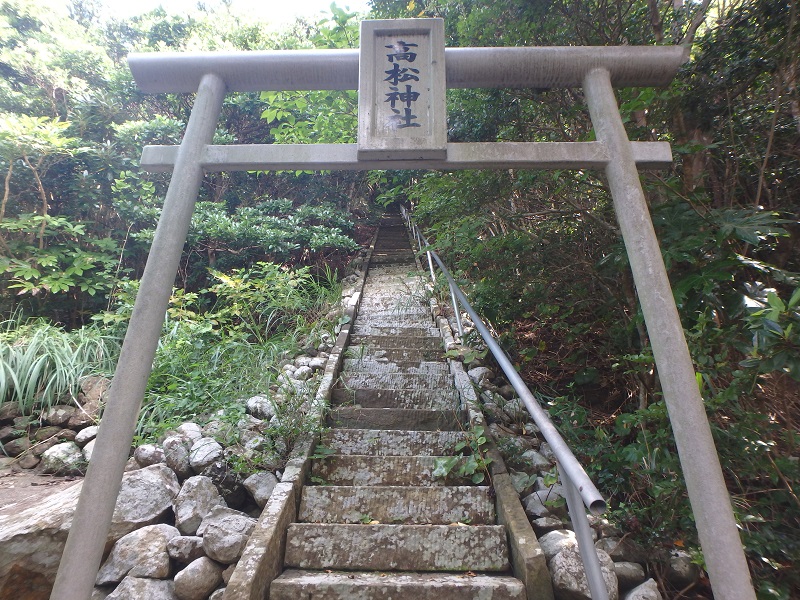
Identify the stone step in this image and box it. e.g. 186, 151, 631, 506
331, 387, 459, 410
350, 325, 440, 337
298, 486, 495, 524
270, 570, 526, 600
320, 428, 465, 456
310, 455, 469, 486
350, 335, 444, 351
342, 359, 450, 375
328, 407, 463, 430
340, 372, 453, 390
284, 524, 511, 571
346, 347, 445, 362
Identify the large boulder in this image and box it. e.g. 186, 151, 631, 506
550, 546, 618, 600
167, 536, 206, 564
96, 524, 179, 585
109, 464, 181, 540
173, 557, 223, 600
174, 476, 226, 535
242, 472, 278, 508
188, 438, 224, 473
106, 576, 178, 599
163, 435, 193, 481
0, 464, 180, 597
623, 579, 663, 600
40, 442, 85, 475
197, 507, 256, 564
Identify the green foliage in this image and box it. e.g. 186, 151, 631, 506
433, 424, 492, 484
0, 315, 119, 414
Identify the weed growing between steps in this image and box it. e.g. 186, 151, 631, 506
433, 424, 493, 484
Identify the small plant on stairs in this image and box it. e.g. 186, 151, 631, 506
433, 424, 493, 484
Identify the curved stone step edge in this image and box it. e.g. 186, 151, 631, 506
320, 428, 466, 456
270, 570, 526, 600
298, 485, 496, 525
283, 523, 511, 572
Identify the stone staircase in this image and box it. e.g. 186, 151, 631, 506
269, 215, 527, 598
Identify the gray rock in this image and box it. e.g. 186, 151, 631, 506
69, 376, 108, 428
75, 425, 99, 446
0, 402, 21, 423
595, 537, 648, 564
17, 453, 40, 469
176, 422, 204, 442
539, 441, 556, 460
110, 464, 181, 541
509, 470, 537, 497
163, 435, 194, 480
189, 437, 224, 472
174, 476, 226, 535
293, 365, 313, 381
221, 563, 236, 584
168, 536, 206, 564
539, 529, 578, 562
245, 395, 275, 420
309, 357, 327, 372
209, 589, 225, 600
96, 524, 179, 585
174, 557, 224, 600
41, 442, 85, 475
467, 366, 494, 384
134, 444, 165, 467
92, 587, 112, 599
201, 461, 247, 509
531, 517, 565, 536
615, 561, 647, 591
106, 576, 178, 599
2, 436, 31, 457
82, 439, 96, 462
623, 578, 662, 600
197, 506, 257, 564
519, 449, 552, 472
550, 546, 618, 600
502, 397, 529, 421
666, 550, 700, 588
243, 472, 278, 508
41, 405, 75, 427
522, 489, 568, 519
0, 465, 177, 592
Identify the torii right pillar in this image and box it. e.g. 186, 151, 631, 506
583, 66, 756, 600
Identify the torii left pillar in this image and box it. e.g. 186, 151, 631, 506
50, 73, 226, 600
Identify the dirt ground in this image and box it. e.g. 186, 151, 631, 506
0, 458, 82, 518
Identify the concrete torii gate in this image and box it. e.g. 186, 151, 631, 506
52, 19, 755, 600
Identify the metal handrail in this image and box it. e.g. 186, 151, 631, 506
401, 207, 609, 600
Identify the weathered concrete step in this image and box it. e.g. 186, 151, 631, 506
299, 486, 495, 524
346, 347, 445, 362
370, 255, 418, 265
340, 372, 453, 390
310, 455, 469, 486
328, 407, 463, 430
284, 524, 511, 571
350, 325, 440, 337
331, 387, 458, 410
270, 570, 526, 600
355, 311, 431, 322
320, 428, 465, 456
350, 335, 444, 351
342, 359, 450, 375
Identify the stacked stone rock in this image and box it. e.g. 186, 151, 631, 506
462, 356, 701, 600
0, 376, 109, 473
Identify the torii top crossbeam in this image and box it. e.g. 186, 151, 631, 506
128, 45, 684, 92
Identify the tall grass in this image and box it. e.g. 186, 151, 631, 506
0, 316, 120, 414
